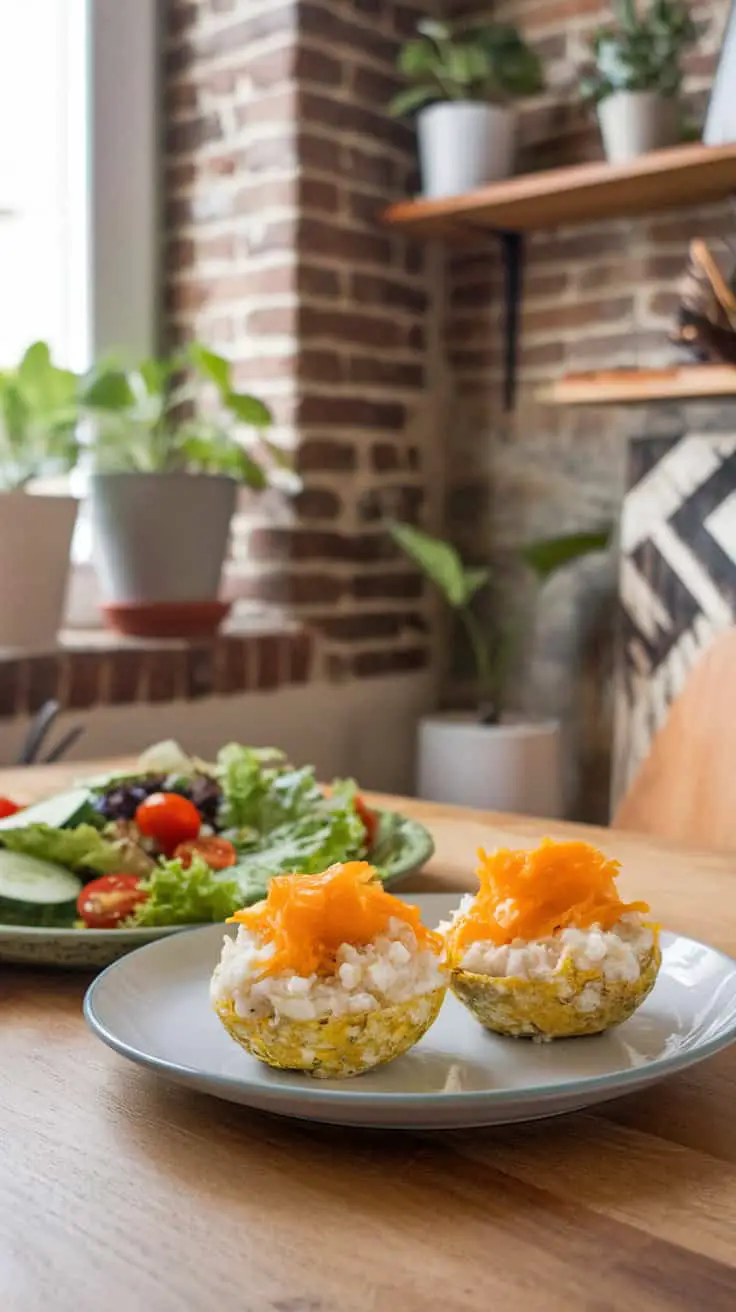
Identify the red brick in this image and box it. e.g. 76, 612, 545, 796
351, 271, 427, 314
297, 395, 406, 429
299, 218, 392, 267
295, 487, 343, 520
300, 304, 413, 350
352, 571, 423, 600
523, 296, 633, 335
248, 306, 298, 335
371, 442, 403, 472
357, 484, 425, 523
299, 348, 345, 383
313, 612, 427, 642
195, 7, 297, 59
296, 45, 343, 87
248, 529, 396, 564
26, 656, 59, 714
165, 113, 222, 154
297, 440, 357, 473
298, 264, 342, 299
288, 630, 313, 682
349, 356, 424, 388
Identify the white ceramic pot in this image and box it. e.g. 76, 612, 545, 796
597, 91, 680, 164
417, 101, 516, 198
416, 713, 563, 818
0, 491, 78, 651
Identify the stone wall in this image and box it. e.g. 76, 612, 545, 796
163, 0, 444, 687
443, 0, 734, 820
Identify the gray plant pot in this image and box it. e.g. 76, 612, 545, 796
88, 472, 237, 604
417, 101, 516, 198
597, 91, 680, 164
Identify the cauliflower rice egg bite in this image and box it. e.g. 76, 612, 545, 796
211, 862, 447, 1078
444, 839, 661, 1040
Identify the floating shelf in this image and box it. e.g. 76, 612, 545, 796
538, 364, 736, 406
381, 143, 736, 240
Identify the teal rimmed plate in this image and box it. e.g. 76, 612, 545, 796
84, 893, 736, 1130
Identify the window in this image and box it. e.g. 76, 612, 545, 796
0, 1, 159, 625
0, 0, 88, 370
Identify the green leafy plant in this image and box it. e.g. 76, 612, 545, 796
580, 0, 700, 105
82, 344, 283, 490
388, 520, 612, 723
0, 342, 80, 491
389, 18, 544, 116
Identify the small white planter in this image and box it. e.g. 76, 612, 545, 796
597, 91, 680, 164
417, 101, 516, 198
0, 491, 78, 651
417, 713, 563, 818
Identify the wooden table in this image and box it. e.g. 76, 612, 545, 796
3, 762, 736, 1311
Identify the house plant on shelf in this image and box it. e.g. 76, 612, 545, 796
82, 344, 277, 639
389, 19, 544, 198
0, 341, 80, 650
389, 520, 611, 816
580, 0, 700, 164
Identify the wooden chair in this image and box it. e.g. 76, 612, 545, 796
613, 626, 736, 852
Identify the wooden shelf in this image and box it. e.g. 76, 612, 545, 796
537, 364, 736, 406
381, 143, 736, 240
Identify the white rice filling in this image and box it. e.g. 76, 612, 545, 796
446, 897, 653, 985
210, 916, 444, 1022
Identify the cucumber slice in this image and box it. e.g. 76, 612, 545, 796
0, 849, 82, 905
0, 787, 93, 832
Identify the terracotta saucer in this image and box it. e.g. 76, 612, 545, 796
102, 600, 232, 639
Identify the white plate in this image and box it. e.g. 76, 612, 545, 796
84, 893, 736, 1130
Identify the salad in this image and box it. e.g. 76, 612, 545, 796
0, 741, 419, 932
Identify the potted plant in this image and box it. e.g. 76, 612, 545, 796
389, 19, 544, 198
580, 0, 699, 164
389, 520, 611, 816
0, 342, 80, 650
82, 344, 277, 638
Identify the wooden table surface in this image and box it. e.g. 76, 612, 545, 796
3, 761, 736, 1312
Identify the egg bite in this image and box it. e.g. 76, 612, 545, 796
210, 862, 446, 1078
444, 839, 661, 1040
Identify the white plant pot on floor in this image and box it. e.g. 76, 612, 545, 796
597, 91, 680, 164
0, 491, 78, 650
417, 713, 563, 818
417, 102, 516, 198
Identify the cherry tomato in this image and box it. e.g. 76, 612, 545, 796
0, 797, 20, 819
354, 795, 379, 850
77, 874, 148, 929
173, 836, 237, 871
135, 792, 201, 856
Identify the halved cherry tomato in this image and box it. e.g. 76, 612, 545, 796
77, 874, 148, 929
173, 836, 237, 871
135, 792, 201, 856
0, 797, 20, 819
354, 794, 379, 850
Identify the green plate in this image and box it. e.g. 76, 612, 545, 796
0, 810, 434, 969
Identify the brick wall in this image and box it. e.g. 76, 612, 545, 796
164, 0, 443, 686
444, 0, 734, 820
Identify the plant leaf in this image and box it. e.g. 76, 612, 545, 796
226, 391, 273, 428
388, 84, 437, 116
189, 343, 231, 394
387, 520, 471, 608
462, 566, 491, 601
82, 369, 136, 411
520, 528, 612, 582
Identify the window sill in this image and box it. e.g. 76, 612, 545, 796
0, 620, 313, 719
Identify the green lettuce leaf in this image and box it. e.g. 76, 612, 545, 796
131, 854, 246, 926
0, 824, 139, 875
215, 743, 285, 829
